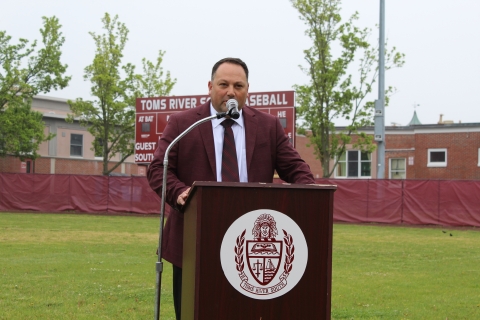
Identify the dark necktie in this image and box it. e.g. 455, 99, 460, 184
220, 119, 240, 182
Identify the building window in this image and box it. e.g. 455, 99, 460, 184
70, 134, 83, 157
336, 150, 372, 178
390, 158, 406, 179
428, 148, 447, 167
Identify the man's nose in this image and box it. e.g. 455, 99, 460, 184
226, 85, 235, 97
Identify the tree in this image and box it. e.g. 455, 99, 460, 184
0, 16, 70, 160
67, 13, 175, 176
0, 103, 55, 160
291, 0, 405, 177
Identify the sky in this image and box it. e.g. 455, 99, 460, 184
2, 0, 480, 126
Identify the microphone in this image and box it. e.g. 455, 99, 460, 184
226, 99, 240, 119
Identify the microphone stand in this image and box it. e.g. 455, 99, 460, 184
154, 111, 227, 320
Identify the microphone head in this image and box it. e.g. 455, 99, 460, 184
226, 99, 240, 119
226, 99, 238, 110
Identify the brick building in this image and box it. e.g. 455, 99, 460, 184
383, 123, 480, 180
296, 112, 480, 180
0, 95, 143, 175
2, 96, 479, 180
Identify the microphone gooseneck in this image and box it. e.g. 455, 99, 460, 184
154, 111, 226, 320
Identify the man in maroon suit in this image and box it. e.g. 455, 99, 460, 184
147, 57, 315, 319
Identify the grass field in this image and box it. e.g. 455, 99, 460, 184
1, 212, 479, 319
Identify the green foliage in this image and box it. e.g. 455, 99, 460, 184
291, 0, 405, 177
0, 102, 55, 160
0, 16, 70, 159
136, 51, 176, 103
67, 13, 176, 176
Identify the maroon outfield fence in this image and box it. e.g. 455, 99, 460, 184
0, 173, 160, 215
1, 173, 479, 227
312, 178, 480, 227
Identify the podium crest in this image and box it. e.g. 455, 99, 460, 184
246, 214, 283, 285
221, 209, 308, 300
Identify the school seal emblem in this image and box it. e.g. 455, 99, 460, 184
220, 209, 308, 300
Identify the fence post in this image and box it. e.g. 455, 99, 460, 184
437, 180, 441, 225
130, 176, 134, 213
366, 179, 370, 221
401, 180, 404, 224
69, 174, 72, 211
107, 175, 110, 213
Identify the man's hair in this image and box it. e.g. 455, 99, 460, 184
211, 57, 249, 81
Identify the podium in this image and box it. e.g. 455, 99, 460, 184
181, 181, 336, 319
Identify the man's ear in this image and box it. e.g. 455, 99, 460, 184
208, 81, 213, 95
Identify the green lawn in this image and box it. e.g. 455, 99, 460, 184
1, 212, 479, 319
0, 213, 172, 320
332, 224, 480, 319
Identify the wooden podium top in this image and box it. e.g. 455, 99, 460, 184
190, 181, 337, 189
184, 181, 337, 210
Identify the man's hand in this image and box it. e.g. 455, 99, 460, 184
177, 187, 191, 206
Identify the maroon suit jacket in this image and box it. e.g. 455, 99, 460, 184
147, 101, 314, 267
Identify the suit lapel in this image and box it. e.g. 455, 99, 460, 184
197, 102, 217, 179
243, 106, 258, 177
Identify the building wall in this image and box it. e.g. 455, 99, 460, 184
3, 96, 480, 179
297, 133, 380, 179
0, 156, 19, 173
413, 131, 480, 180
380, 130, 480, 180
38, 126, 50, 155
0, 156, 142, 175
385, 149, 415, 179
296, 127, 480, 180
4, 127, 480, 179
383, 133, 416, 179
49, 158, 139, 175
295, 135, 323, 179
0, 96, 141, 176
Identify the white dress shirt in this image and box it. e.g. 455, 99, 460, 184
210, 104, 248, 182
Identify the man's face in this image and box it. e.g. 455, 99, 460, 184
261, 225, 270, 237
208, 62, 249, 113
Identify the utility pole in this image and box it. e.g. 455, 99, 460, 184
374, 0, 386, 178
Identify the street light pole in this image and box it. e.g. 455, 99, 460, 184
374, 0, 386, 178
